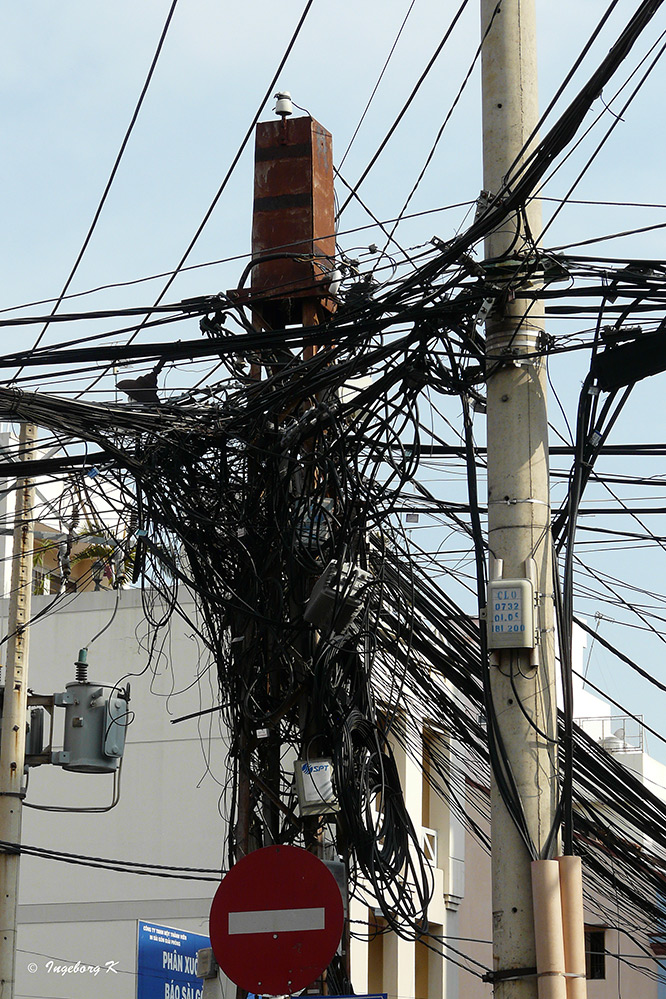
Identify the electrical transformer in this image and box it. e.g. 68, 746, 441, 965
53, 665, 130, 774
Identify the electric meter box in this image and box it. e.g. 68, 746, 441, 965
486, 578, 535, 649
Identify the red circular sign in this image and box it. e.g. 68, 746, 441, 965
209, 845, 344, 996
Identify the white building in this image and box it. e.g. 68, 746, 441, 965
11, 588, 226, 999
9, 584, 470, 999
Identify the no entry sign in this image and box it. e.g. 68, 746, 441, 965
209, 844, 344, 995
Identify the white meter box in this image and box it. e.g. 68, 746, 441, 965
294, 758, 339, 816
487, 578, 535, 649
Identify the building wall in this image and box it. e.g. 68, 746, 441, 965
2, 588, 227, 999
8, 586, 469, 999
456, 787, 492, 998
453, 654, 666, 999
348, 717, 466, 999
6, 587, 665, 999
9, 589, 471, 999
457, 814, 661, 999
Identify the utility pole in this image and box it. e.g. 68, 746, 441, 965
223, 99, 343, 999
0, 422, 36, 999
480, 3, 559, 997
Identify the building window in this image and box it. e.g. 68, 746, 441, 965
585, 927, 606, 980
32, 566, 56, 596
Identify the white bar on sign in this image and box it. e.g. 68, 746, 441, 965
228, 907, 325, 935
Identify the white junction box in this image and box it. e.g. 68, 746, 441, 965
486, 578, 535, 649
294, 758, 339, 816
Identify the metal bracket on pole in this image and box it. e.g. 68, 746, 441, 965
482, 966, 538, 984
523, 557, 540, 668
475, 189, 495, 221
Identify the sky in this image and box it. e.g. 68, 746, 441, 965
4, 1, 665, 314
2, 0, 666, 757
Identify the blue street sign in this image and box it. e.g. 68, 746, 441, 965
137, 920, 211, 999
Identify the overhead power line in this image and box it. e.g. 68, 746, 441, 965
13, 0, 182, 382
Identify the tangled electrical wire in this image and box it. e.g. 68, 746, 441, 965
2, 231, 666, 974
3, 5, 666, 966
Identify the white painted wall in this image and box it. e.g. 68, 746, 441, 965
6, 586, 465, 999
1, 587, 228, 999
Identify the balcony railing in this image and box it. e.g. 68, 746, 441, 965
575, 714, 644, 753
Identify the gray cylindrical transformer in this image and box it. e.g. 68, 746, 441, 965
61, 681, 123, 774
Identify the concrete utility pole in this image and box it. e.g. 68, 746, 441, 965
0, 422, 36, 999
480, 3, 558, 996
